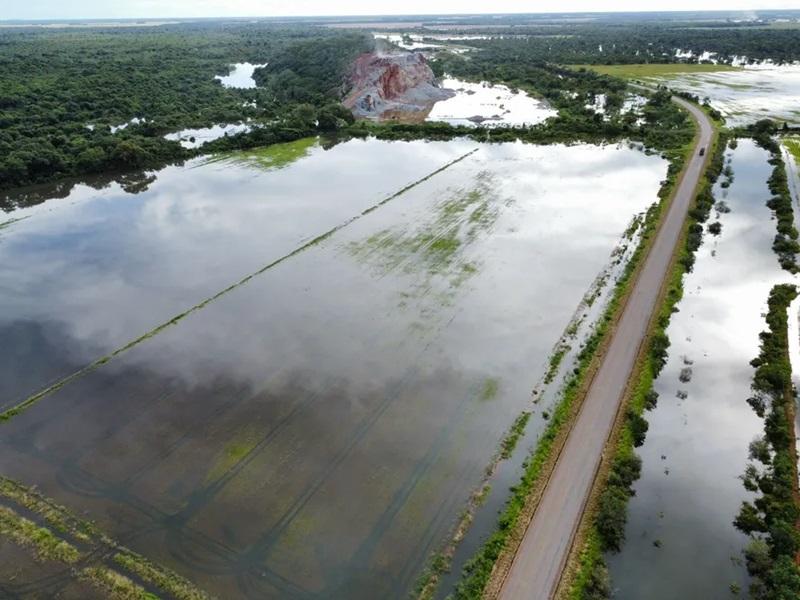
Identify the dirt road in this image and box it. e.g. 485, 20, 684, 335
498, 98, 713, 600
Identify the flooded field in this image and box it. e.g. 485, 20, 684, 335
428, 78, 557, 127
607, 139, 796, 598
647, 64, 800, 126
0, 138, 667, 598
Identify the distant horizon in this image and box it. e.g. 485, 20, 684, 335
4, 1, 800, 22
5, 8, 800, 20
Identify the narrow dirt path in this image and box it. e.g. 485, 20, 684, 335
498, 97, 714, 600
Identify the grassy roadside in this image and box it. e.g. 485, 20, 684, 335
558, 123, 725, 600
428, 99, 701, 600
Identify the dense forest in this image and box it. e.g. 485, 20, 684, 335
1, 15, 798, 194
0, 23, 372, 191
422, 23, 800, 65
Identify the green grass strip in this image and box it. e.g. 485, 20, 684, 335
571, 63, 741, 79
81, 566, 159, 600
0, 505, 81, 564
0, 149, 479, 423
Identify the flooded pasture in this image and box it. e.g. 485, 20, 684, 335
0, 138, 667, 598
648, 64, 800, 126
607, 139, 795, 598
428, 78, 557, 127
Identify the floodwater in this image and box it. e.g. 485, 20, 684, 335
607, 139, 796, 598
0, 137, 666, 599
373, 33, 445, 50
428, 78, 557, 127
215, 63, 268, 89
650, 64, 800, 126
0, 137, 472, 405
164, 123, 253, 148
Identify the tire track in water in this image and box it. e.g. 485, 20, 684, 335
0, 148, 479, 422
235, 365, 425, 570
394, 425, 489, 597
336, 389, 475, 598
0, 437, 239, 569
0, 436, 310, 596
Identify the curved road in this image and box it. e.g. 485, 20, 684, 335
498, 98, 713, 600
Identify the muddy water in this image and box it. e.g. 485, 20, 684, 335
0, 139, 666, 598
607, 139, 795, 598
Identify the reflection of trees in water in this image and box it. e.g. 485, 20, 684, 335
0, 168, 163, 213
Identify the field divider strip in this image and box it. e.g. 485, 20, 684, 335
0, 148, 479, 423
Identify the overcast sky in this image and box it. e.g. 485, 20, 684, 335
4, 0, 799, 20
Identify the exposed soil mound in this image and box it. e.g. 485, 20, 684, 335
343, 52, 455, 121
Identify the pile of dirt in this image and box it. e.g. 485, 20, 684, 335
342, 52, 454, 121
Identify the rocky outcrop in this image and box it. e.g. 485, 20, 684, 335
342, 52, 454, 121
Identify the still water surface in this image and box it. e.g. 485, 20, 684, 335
607, 139, 795, 598
0, 137, 666, 598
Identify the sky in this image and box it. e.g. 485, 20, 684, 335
3, 0, 799, 21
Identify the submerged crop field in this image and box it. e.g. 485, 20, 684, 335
620, 63, 800, 127
0, 137, 667, 598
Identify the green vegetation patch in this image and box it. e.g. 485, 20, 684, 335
500, 412, 531, 459
746, 123, 800, 273
208, 136, 318, 172
572, 63, 740, 79
347, 171, 502, 299
734, 284, 800, 599
0, 476, 212, 599
114, 552, 211, 600
0, 505, 81, 564
81, 566, 159, 600
784, 137, 800, 164
545, 343, 571, 384
204, 425, 264, 484
480, 377, 501, 402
